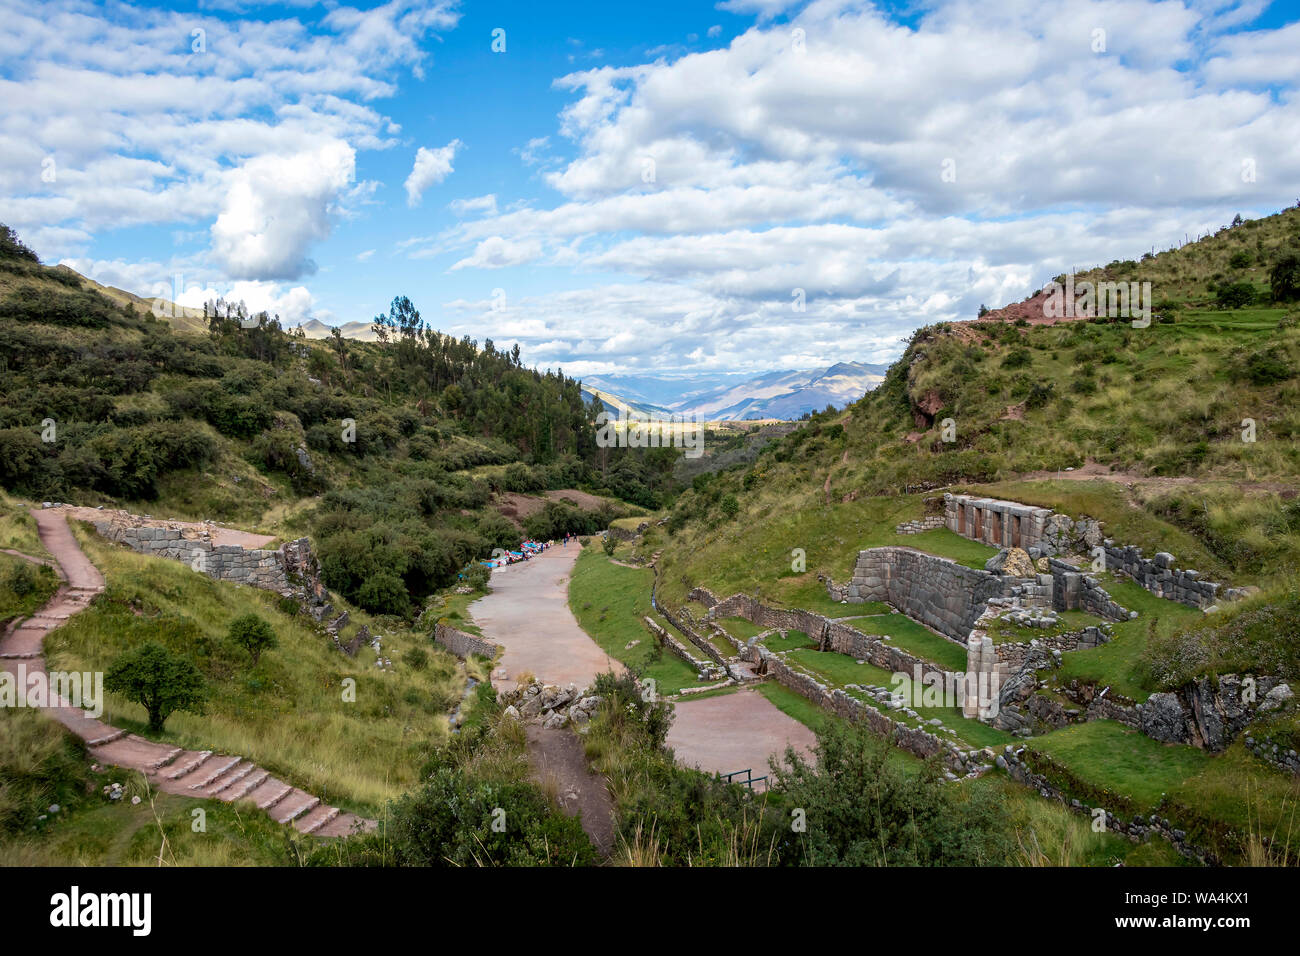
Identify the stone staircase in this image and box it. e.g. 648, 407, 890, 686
0, 509, 374, 839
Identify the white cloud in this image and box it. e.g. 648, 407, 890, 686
211, 140, 355, 280
421, 0, 1300, 375
0, 0, 460, 272
449, 194, 499, 217
404, 140, 461, 207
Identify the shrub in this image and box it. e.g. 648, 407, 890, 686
357, 570, 412, 617
383, 768, 596, 866
1228, 249, 1253, 269
103, 641, 206, 733
771, 722, 1010, 865
1270, 251, 1300, 302
602, 533, 617, 557
719, 493, 740, 518
227, 613, 278, 666
1215, 281, 1257, 309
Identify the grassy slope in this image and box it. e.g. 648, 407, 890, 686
45, 523, 467, 812
567, 544, 705, 695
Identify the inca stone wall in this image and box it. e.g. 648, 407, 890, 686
945, 492, 1239, 610
433, 622, 500, 661
756, 648, 977, 775
1097, 543, 1233, 609
643, 616, 725, 681
1048, 559, 1131, 620
95, 521, 326, 607
690, 587, 954, 684
846, 547, 1005, 642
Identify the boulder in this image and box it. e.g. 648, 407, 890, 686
985, 547, 1035, 578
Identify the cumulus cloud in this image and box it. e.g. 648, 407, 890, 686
424, 0, 1300, 374
0, 0, 460, 270
211, 141, 356, 280
404, 140, 461, 206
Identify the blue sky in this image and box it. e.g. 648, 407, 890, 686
2, 0, 1299, 379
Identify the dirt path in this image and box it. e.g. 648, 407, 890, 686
472, 544, 622, 693
54, 505, 277, 549
0, 510, 370, 838
667, 688, 816, 789
525, 724, 616, 856
1013, 460, 1296, 494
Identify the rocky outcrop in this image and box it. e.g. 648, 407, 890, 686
1140, 675, 1292, 750
501, 680, 604, 728
985, 547, 1035, 577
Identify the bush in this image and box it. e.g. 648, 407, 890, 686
384, 768, 596, 866
1238, 348, 1293, 386
1228, 249, 1253, 269
357, 570, 412, 617
1215, 281, 1257, 309
602, 533, 617, 557
719, 493, 740, 518
771, 722, 1010, 865
227, 613, 278, 666
104, 642, 206, 733
1270, 251, 1300, 302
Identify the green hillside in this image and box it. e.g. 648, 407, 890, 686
0, 223, 672, 619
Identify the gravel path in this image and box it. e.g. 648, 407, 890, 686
472, 544, 623, 693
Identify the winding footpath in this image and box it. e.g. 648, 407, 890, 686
0, 509, 370, 838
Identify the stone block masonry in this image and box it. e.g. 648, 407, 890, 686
846, 547, 1006, 642
94, 520, 328, 609
433, 622, 501, 661
945, 492, 1241, 610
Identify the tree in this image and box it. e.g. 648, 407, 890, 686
1215, 281, 1257, 309
104, 642, 206, 733
227, 613, 278, 665
1269, 251, 1300, 302
602, 533, 617, 557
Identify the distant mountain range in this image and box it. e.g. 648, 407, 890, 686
582, 362, 888, 422
65, 271, 884, 424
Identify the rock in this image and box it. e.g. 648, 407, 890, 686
985, 547, 1035, 577
1140, 692, 1188, 743
542, 711, 569, 729
503, 705, 520, 720
1259, 683, 1293, 712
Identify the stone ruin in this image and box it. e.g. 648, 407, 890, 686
92, 515, 328, 612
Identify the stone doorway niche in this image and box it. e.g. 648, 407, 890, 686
991, 510, 1003, 546
972, 507, 983, 542
957, 506, 967, 535
1011, 514, 1022, 548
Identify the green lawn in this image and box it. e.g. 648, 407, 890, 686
900, 528, 999, 569
763, 629, 816, 652
847, 613, 969, 671
715, 616, 766, 641
1025, 720, 1213, 811
1055, 574, 1202, 701
567, 546, 706, 695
